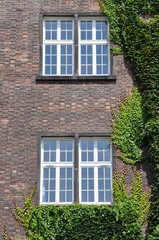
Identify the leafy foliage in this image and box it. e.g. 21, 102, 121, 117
111, 87, 146, 164
101, 0, 159, 235
113, 168, 150, 226
5, 171, 150, 240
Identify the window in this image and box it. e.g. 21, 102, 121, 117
40, 137, 112, 204
79, 20, 109, 75
43, 19, 74, 75
43, 17, 110, 77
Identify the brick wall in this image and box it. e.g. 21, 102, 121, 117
0, 0, 154, 238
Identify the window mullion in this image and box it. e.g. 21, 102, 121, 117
92, 20, 96, 75
57, 20, 61, 75
94, 166, 98, 203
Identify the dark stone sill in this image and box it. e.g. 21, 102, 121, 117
36, 75, 117, 84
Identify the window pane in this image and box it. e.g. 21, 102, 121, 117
60, 191, 65, 202
88, 151, 93, 162
60, 180, 65, 190
60, 168, 65, 178
67, 191, 72, 202
50, 152, 56, 162
106, 191, 111, 202
50, 180, 56, 190
82, 168, 87, 178
67, 152, 72, 162
82, 191, 87, 202
82, 152, 87, 162
67, 140, 73, 150
44, 152, 49, 162
88, 168, 94, 178
50, 192, 55, 202
99, 191, 104, 202
89, 191, 94, 202
50, 168, 55, 178
82, 180, 87, 189
43, 180, 48, 190
67, 168, 72, 178
43, 191, 48, 202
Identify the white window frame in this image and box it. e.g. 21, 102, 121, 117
40, 138, 74, 204
79, 138, 113, 204
43, 18, 74, 76
78, 18, 110, 76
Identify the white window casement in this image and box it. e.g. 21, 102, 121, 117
79, 139, 112, 204
43, 19, 74, 76
40, 137, 112, 204
40, 139, 74, 204
79, 19, 110, 76
43, 17, 110, 77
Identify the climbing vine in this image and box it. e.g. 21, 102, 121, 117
111, 87, 146, 165
5, 170, 150, 240
101, 0, 159, 237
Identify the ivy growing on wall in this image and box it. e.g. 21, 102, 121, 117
5, 170, 150, 240
101, 0, 159, 237
111, 87, 146, 165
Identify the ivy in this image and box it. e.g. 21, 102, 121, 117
5, 170, 149, 240
101, 0, 159, 236
111, 87, 146, 164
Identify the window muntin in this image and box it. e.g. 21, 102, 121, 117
41, 139, 74, 204
43, 19, 74, 76
79, 139, 112, 204
79, 19, 109, 76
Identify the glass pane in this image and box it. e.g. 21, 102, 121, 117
105, 151, 110, 161
50, 191, 55, 202
44, 141, 49, 150
67, 31, 72, 40
67, 56, 72, 64
50, 180, 55, 190
82, 152, 87, 162
81, 21, 86, 30
88, 140, 93, 150
67, 21, 72, 30
61, 56, 66, 64
60, 168, 65, 178
82, 180, 87, 190
67, 168, 72, 178
87, 45, 92, 54
96, 45, 101, 54
97, 66, 102, 74
87, 31, 92, 40
102, 21, 107, 30
43, 180, 48, 190
97, 56, 101, 65
52, 31, 57, 40
82, 191, 87, 202
103, 65, 108, 74
105, 168, 110, 178
45, 66, 50, 74
45, 21, 51, 30
87, 56, 92, 65
105, 180, 111, 190
60, 141, 66, 150
98, 152, 103, 162
61, 21, 66, 30
98, 179, 104, 190
50, 152, 56, 162
52, 21, 57, 29
67, 45, 72, 54
81, 46, 86, 54
88, 168, 94, 178
60, 152, 65, 162
50, 141, 56, 150
96, 21, 101, 30
44, 152, 49, 162
60, 191, 65, 202
46, 31, 51, 40
61, 31, 66, 40
99, 191, 104, 202
67, 152, 72, 162
43, 191, 48, 202
89, 191, 94, 202
60, 180, 65, 190
67, 180, 72, 190
45, 45, 50, 54
98, 168, 104, 178
61, 45, 66, 54
82, 168, 87, 178
67, 191, 72, 202
45, 56, 50, 64
97, 140, 103, 150
44, 168, 49, 178
96, 31, 101, 40
106, 191, 111, 202
87, 21, 92, 30
52, 45, 57, 55
81, 56, 86, 64
89, 180, 94, 190
88, 151, 93, 162
81, 140, 87, 150
67, 141, 72, 150
81, 31, 86, 40
67, 66, 72, 75
50, 168, 55, 178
